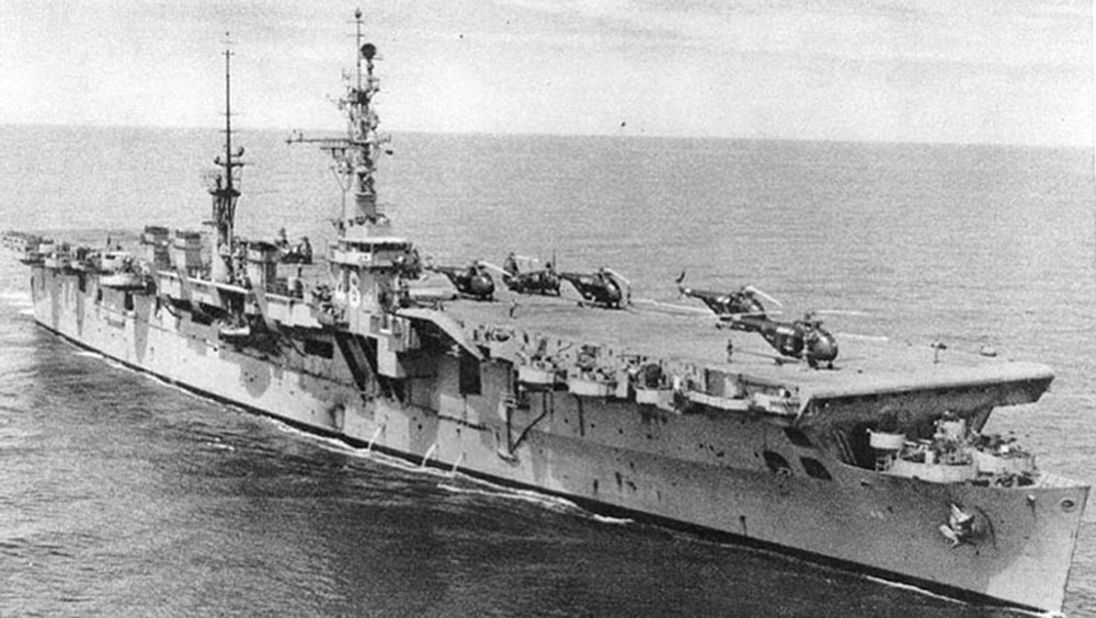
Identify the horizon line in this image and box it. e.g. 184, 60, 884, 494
0, 120, 1091, 152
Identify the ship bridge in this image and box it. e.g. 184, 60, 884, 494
330, 235, 413, 270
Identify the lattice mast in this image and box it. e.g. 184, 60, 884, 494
209, 36, 245, 283
348, 10, 383, 222
290, 8, 389, 228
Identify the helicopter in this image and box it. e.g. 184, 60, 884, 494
674, 271, 773, 318
481, 253, 561, 296
676, 271, 839, 368
424, 260, 495, 301
559, 267, 631, 309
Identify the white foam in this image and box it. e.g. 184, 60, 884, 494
857, 574, 1046, 614
101, 358, 126, 371
138, 370, 206, 401
66, 348, 127, 373
630, 298, 710, 315
861, 574, 959, 602
591, 514, 634, 525
270, 421, 453, 476
270, 419, 635, 525
242, 427, 592, 516
438, 481, 583, 512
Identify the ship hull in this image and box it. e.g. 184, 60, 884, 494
30, 266, 1087, 612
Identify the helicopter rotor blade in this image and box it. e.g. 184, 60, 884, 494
834, 332, 888, 342
812, 309, 871, 317
721, 310, 780, 320
743, 285, 783, 309
601, 267, 630, 285
477, 260, 509, 276
733, 349, 800, 365
631, 298, 711, 315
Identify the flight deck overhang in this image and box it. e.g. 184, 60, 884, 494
795, 361, 1054, 425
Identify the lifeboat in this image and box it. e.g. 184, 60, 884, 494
883, 435, 978, 482
13, 235, 47, 264
868, 430, 906, 451
632, 362, 674, 407
18, 248, 45, 265
41, 241, 73, 269
887, 456, 978, 483
100, 251, 133, 272
635, 386, 674, 407
567, 372, 616, 397
517, 361, 561, 388
43, 254, 72, 270
99, 271, 146, 290
219, 323, 252, 340
972, 449, 1035, 475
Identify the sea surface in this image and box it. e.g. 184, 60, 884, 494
0, 125, 1093, 617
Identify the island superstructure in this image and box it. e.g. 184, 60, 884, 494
7, 10, 1087, 613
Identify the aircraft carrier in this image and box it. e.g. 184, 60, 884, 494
6, 11, 1087, 613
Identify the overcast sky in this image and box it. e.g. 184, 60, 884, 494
1, 0, 1091, 146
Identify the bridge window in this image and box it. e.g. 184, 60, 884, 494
376, 243, 408, 252
345, 241, 408, 254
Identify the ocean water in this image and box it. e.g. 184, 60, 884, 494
0, 125, 1093, 617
